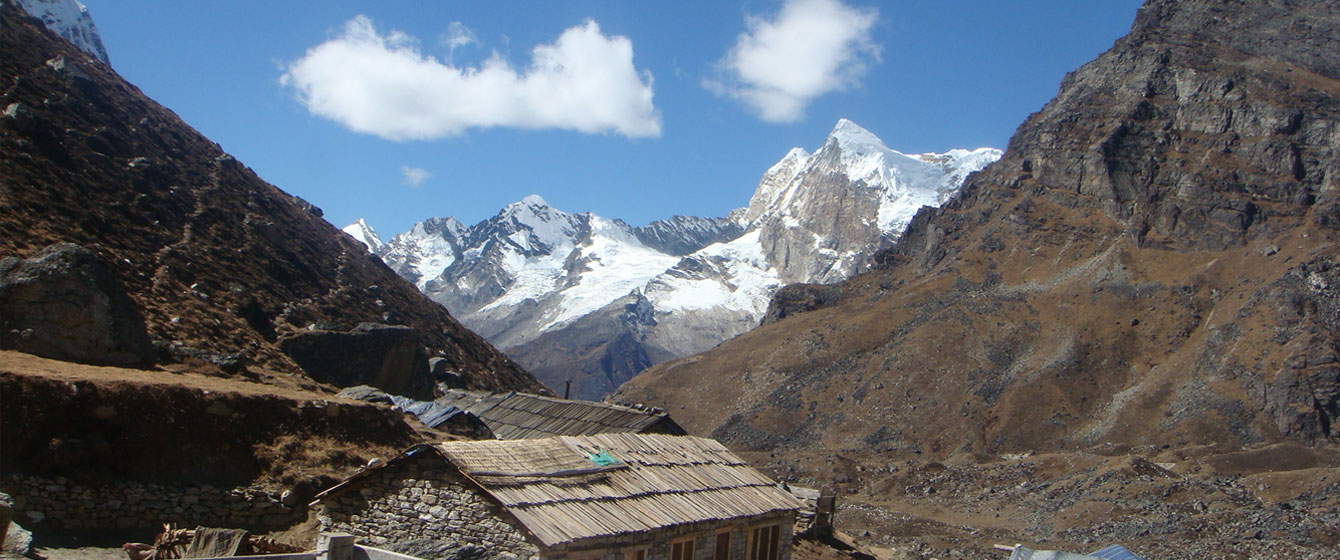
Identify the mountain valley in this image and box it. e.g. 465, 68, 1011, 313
3, 0, 1340, 558
354, 122, 999, 399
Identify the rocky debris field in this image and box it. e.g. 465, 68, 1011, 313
747, 443, 1340, 560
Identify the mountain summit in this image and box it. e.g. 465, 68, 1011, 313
748, 118, 1000, 283
365, 121, 999, 399
13, 0, 109, 64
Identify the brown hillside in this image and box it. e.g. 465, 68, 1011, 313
616, 2, 1340, 554
0, 4, 541, 394
617, 0, 1340, 461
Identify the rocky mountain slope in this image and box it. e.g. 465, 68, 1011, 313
617, 0, 1340, 480
362, 122, 998, 399
0, 3, 542, 397
614, 0, 1340, 555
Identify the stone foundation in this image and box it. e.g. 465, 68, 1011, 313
2, 475, 303, 533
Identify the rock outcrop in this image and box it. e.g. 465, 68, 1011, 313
759, 284, 842, 326
617, 0, 1340, 456
0, 243, 154, 367
0, 3, 542, 394
278, 324, 433, 400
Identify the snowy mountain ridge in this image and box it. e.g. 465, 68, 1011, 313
748, 119, 1001, 283
341, 218, 383, 252
352, 120, 1001, 399
13, 0, 109, 64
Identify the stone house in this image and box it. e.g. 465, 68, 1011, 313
312, 433, 801, 560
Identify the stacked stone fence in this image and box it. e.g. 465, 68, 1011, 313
1, 474, 304, 533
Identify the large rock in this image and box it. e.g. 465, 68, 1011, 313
0, 243, 154, 367
279, 323, 433, 399
760, 284, 842, 326
2, 520, 31, 558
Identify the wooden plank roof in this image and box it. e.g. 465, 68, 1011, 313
431, 433, 802, 547
442, 390, 685, 440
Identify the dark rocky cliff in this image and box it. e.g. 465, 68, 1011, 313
620, 0, 1340, 456
0, 4, 543, 395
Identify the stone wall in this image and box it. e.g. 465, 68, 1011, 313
315, 452, 539, 560
1, 474, 304, 533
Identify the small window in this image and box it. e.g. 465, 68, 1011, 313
573, 551, 605, 560
671, 538, 696, 560
748, 525, 780, 560
714, 530, 732, 560
625, 548, 647, 560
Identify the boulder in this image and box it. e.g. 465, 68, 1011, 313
3, 521, 31, 558
279, 323, 433, 399
0, 243, 154, 367
760, 283, 843, 325
336, 385, 395, 405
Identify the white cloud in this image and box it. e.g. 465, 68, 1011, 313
401, 165, 431, 186
708, 0, 880, 123
281, 16, 661, 140
443, 21, 477, 52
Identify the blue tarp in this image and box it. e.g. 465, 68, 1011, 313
588, 449, 621, 466
1009, 546, 1146, 560
1090, 545, 1145, 560
389, 395, 468, 429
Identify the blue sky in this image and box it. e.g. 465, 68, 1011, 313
87, 1, 1143, 236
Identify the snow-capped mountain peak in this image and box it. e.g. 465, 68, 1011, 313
341, 218, 383, 252
740, 119, 1003, 283
828, 118, 889, 155
491, 195, 583, 255
518, 193, 548, 206
15, 0, 109, 64
371, 119, 999, 399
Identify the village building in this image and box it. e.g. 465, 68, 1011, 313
312, 433, 802, 560
439, 390, 687, 439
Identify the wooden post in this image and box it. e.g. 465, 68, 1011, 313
317, 533, 355, 560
